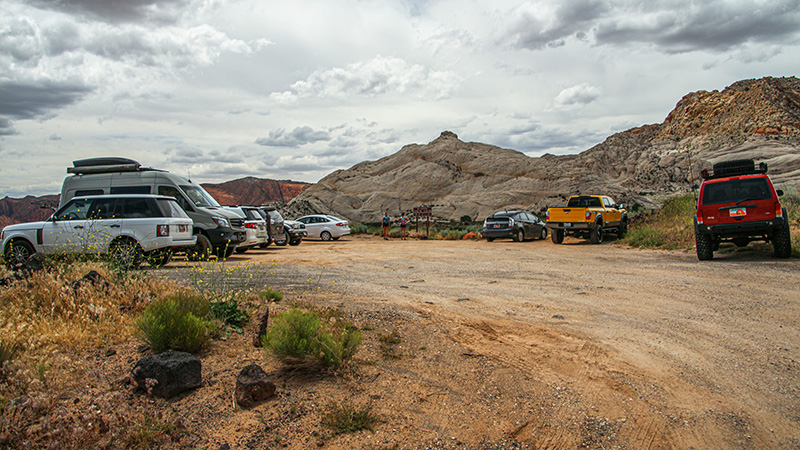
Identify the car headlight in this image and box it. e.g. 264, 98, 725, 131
212, 216, 230, 228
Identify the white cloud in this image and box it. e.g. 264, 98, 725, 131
554, 83, 602, 108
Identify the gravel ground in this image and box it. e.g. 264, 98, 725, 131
148, 234, 799, 449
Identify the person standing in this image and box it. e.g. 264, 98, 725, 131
399, 214, 408, 240
382, 212, 391, 240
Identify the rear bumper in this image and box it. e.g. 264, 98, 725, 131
482, 227, 515, 239
546, 222, 591, 231
696, 217, 785, 237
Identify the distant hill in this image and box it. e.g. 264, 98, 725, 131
0, 178, 310, 227
285, 76, 800, 223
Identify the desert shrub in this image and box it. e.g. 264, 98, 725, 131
136, 291, 214, 354
188, 260, 273, 303
348, 222, 370, 234
622, 193, 696, 250
323, 401, 376, 434
209, 299, 250, 332
263, 308, 362, 370
259, 286, 284, 302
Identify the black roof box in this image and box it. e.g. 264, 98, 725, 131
701, 159, 768, 180
68, 157, 142, 175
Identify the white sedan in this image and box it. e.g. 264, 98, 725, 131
295, 215, 351, 241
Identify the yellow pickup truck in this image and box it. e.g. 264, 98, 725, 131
545, 195, 628, 244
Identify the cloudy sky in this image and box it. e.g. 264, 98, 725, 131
1, 0, 798, 197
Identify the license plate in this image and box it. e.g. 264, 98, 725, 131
563, 223, 572, 227
729, 208, 747, 217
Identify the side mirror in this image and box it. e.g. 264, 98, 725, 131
617, 204, 625, 210
777, 189, 784, 197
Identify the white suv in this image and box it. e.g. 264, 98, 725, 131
1, 195, 195, 269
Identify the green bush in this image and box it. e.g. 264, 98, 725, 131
622, 193, 696, 250
136, 291, 214, 353
210, 299, 250, 332
323, 401, 376, 434
259, 287, 284, 302
263, 308, 362, 370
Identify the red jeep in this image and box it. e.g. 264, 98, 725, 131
694, 159, 792, 260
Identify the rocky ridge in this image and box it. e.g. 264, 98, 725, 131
286, 76, 800, 223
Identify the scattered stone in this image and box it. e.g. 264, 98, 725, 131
253, 307, 269, 347
71, 270, 110, 291
457, 298, 469, 302
552, 314, 566, 320
399, 285, 409, 289
131, 350, 202, 399
235, 364, 276, 407
105, 349, 117, 357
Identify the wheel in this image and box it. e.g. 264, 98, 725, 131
235, 247, 249, 254
320, 231, 332, 241
187, 234, 212, 261
696, 233, 714, 260
259, 243, 269, 249
589, 223, 604, 244
551, 229, 564, 244
4, 239, 35, 270
215, 245, 235, 259
289, 238, 302, 246
617, 220, 628, 238
513, 229, 524, 242
274, 237, 288, 246
539, 227, 547, 240
486, 238, 494, 242
773, 220, 792, 258
146, 249, 172, 268
110, 239, 142, 269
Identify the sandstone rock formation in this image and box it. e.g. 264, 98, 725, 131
285, 77, 800, 223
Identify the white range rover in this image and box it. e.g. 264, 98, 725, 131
1, 194, 195, 269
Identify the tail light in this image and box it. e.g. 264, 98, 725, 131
696, 210, 704, 225
545, 211, 550, 221
336, 222, 344, 227
157, 225, 169, 236
585, 211, 592, 220
776, 202, 784, 218
245, 222, 257, 229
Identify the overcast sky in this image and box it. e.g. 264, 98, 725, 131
1, 0, 798, 197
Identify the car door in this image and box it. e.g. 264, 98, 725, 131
84, 197, 123, 253
42, 198, 92, 254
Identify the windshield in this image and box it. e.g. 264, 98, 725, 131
180, 185, 221, 208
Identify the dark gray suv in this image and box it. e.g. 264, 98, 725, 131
482, 210, 548, 242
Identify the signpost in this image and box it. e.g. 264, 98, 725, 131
413, 206, 433, 237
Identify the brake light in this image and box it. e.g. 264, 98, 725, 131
336, 222, 344, 227
545, 211, 550, 221
245, 222, 257, 229
696, 210, 704, 225
776, 202, 783, 218
157, 225, 169, 237
585, 211, 592, 220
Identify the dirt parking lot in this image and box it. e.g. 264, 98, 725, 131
164, 235, 800, 449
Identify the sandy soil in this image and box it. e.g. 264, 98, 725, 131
127, 235, 800, 449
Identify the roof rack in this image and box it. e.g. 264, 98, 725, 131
701, 159, 768, 180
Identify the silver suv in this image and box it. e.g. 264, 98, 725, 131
1, 194, 195, 269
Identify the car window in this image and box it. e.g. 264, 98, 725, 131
87, 198, 117, 219
180, 185, 220, 208
297, 217, 309, 224
120, 198, 158, 218
702, 178, 772, 205
56, 198, 91, 221
75, 189, 103, 197
158, 186, 193, 212
111, 186, 151, 195
269, 211, 284, 222
156, 199, 190, 218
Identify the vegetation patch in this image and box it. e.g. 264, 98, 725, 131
135, 291, 214, 354
621, 193, 698, 250
323, 400, 376, 434
262, 307, 362, 370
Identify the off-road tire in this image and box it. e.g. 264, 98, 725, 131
110, 238, 142, 269
215, 245, 235, 260
696, 232, 714, 261
320, 231, 333, 241
617, 220, 628, 238
773, 221, 792, 258
187, 234, 212, 261
712, 159, 756, 178
589, 223, 604, 244
514, 229, 525, 242
4, 239, 35, 270
551, 229, 564, 244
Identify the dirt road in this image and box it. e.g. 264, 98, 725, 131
192, 235, 800, 449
